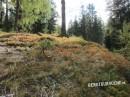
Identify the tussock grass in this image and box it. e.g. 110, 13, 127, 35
41, 34, 87, 45
0, 33, 87, 47
0, 33, 130, 97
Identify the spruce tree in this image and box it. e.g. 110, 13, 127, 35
68, 4, 104, 44
110, 30, 126, 49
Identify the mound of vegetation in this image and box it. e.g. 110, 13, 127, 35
0, 33, 130, 97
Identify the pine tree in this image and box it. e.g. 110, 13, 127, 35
67, 4, 104, 44
92, 17, 104, 44
107, 0, 130, 31
80, 6, 87, 39
47, 0, 57, 33
110, 29, 126, 49
68, 19, 80, 36
0, 0, 55, 33
105, 0, 130, 50
19, 0, 51, 33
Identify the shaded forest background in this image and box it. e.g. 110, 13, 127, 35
0, 0, 130, 55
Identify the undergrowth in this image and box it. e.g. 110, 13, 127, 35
0, 33, 130, 97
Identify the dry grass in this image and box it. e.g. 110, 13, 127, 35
0, 33, 87, 47
0, 33, 130, 97
0, 33, 129, 72
83, 43, 130, 66
9, 34, 41, 42
1, 44, 130, 97
40, 33, 87, 45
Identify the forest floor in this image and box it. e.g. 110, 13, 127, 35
0, 32, 130, 97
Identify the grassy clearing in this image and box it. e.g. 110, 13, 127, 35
40, 34, 87, 45
0, 33, 130, 97
1, 53, 130, 97
0, 33, 87, 47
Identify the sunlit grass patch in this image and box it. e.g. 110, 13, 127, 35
0, 32, 15, 38
0, 33, 87, 47
41, 33, 87, 45
0, 33, 41, 47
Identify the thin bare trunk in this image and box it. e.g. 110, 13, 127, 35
5, 0, 8, 25
0, 0, 2, 25
61, 0, 67, 36
15, 0, 19, 32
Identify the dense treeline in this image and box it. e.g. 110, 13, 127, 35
105, 0, 130, 50
1, 0, 105, 44
68, 4, 104, 44
0, 0, 130, 52
0, 0, 57, 33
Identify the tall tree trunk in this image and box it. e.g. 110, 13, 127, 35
4, 0, 9, 31
61, 0, 67, 36
15, 0, 19, 32
0, 0, 2, 25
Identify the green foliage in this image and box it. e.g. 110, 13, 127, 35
105, 0, 130, 51
114, 39, 130, 60
19, 0, 51, 32
68, 4, 104, 44
105, 30, 126, 50
107, 0, 130, 31
55, 25, 61, 34
29, 39, 55, 61
111, 30, 126, 49
68, 19, 81, 36
91, 17, 104, 44
0, 0, 57, 33
38, 39, 55, 50
47, 1, 58, 33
